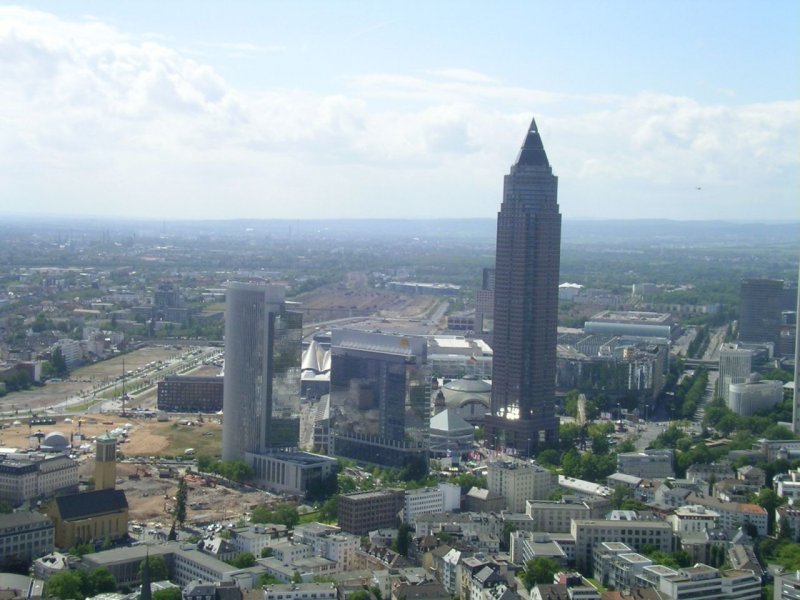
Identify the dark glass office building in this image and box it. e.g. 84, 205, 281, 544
739, 278, 784, 350
485, 117, 561, 455
329, 330, 430, 469
222, 281, 301, 462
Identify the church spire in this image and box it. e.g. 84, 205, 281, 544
514, 117, 550, 167
140, 548, 152, 600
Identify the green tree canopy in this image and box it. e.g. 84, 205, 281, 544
229, 552, 256, 568
522, 558, 560, 588
153, 588, 183, 600
138, 556, 168, 582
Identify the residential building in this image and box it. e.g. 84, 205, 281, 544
571, 519, 673, 572
404, 483, 461, 525
686, 494, 767, 536
183, 581, 242, 600
338, 489, 404, 535
592, 542, 653, 590
291, 523, 360, 572
488, 460, 557, 512
525, 498, 591, 533
157, 375, 224, 413
222, 280, 301, 462
485, 117, 561, 454
329, 330, 430, 469
776, 506, 800, 541
775, 468, 800, 505
0, 512, 54, 569
718, 345, 753, 403
667, 505, 720, 534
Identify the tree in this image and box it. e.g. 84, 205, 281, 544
139, 556, 168, 582
523, 558, 560, 588
611, 485, 633, 509
261, 547, 274, 558
47, 571, 84, 600
394, 523, 411, 557
755, 488, 786, 534
174, 477, 188, 526
51, 347, 69, 377
153, 589, 183, 600
291, 571, 302, 584
319, 496, 339, 522
349, 591, 370, 600
229, 552, 256, 568
90, 567, 117, 594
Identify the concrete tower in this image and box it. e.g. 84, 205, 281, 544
222, 280, 301, 462
485, 117, 561, 455
94, 432, 117, 490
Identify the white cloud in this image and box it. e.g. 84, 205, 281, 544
0, 7, 797, 220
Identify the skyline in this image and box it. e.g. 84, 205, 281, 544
1, 2, 798, 221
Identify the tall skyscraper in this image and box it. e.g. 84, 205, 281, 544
793, 263, 800, 434
485, 117, 561, 454
739, 278, 784, 351
329, 330, 430, 470
222, 280, 301, 462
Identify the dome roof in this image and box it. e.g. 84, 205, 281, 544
43, 431, 69, 449
442, 375, 491, 393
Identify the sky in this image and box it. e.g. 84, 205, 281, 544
0, 1, 798, 221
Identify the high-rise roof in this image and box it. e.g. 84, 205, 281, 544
515, 117, 550, 167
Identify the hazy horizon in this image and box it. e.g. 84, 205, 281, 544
1, 2, 798, 222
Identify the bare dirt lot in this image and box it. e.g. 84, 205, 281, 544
2, 415, 262, 524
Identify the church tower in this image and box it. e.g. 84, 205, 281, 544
94, 432, 117, 490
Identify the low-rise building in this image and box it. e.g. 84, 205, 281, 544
774, 468, 800, 505
338, 489, 404, 535
776, 506, 800, 541
686, 494, 768, 536
617, 451, 674, 479
0, 512, 54, 569
667, 505, 720, 534
263, 583, 337, 600
658, 565, 760, 600
246, 452, 338, 497
525, 498, 591, 533
775, 569, 800, 600
571, 519, 673, 572
404, 484, 461, 525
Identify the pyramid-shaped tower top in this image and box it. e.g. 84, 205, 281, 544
515, 117, 550, 167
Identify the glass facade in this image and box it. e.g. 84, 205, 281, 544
222, 281, 300, 461
329, 330, 430, 469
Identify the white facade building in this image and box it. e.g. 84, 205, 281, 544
728, 379, 783, 416
775, 468, 800, 505
667, 505, 720, 534
404, 483, 461, 524
718, 345, 753, 403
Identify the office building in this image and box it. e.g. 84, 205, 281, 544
739, 278, 784, 350
617, 451, 674, 479
337, 489, 404, 535
247, 451, 337, 497
658, 564, 760, 600
571, 519, 673, 571
157, 375, 224, 413
0, 512, 54, 569
728, 378, 783, 416
222, 280, 301, 462
403, 483, 461, 524
718, 345, 753, 403
329, 329, 430, 469
487, 459, 557, 512
475, 267, 495, 342
584, 311, 673, 339
485, 117, 561, 454
525, 498, 592, 533
794, 264, 800, 435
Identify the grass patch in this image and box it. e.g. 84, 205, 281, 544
585, 578, 607, 593
159, 423, 222, 457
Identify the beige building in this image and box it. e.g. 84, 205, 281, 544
571, 519, 673, 572
487, 460, 556, 512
